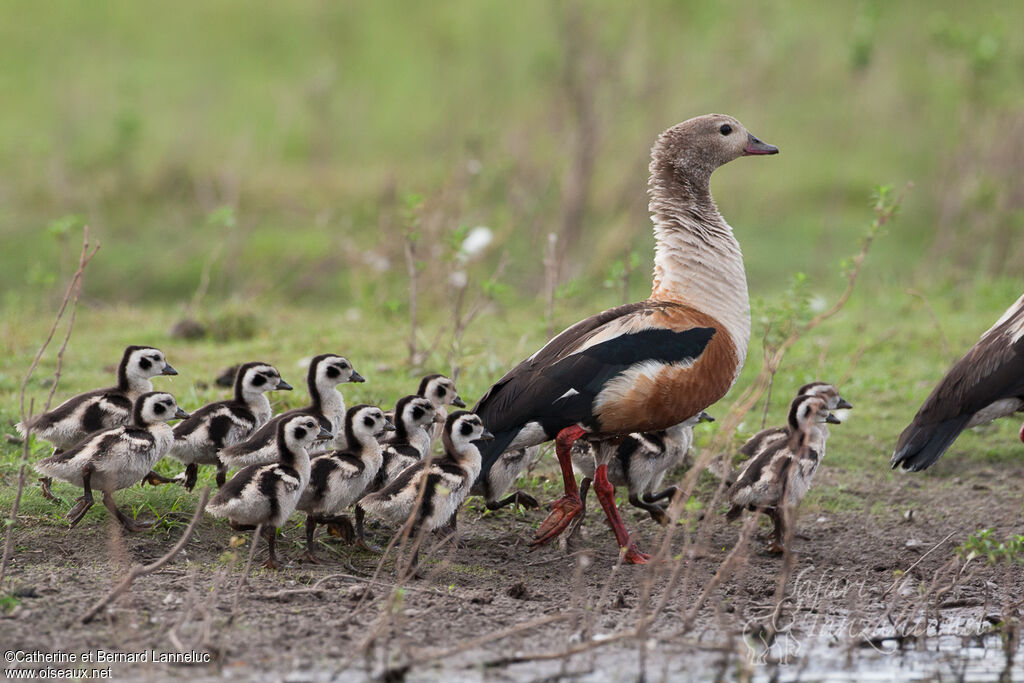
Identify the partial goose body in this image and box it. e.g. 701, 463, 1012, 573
375, 395, 437, 490
469, 445, 541, 511
298, 405, 393, 561
727, 395, 840, 553
892, 294, 1024, 471
472, 114, 777, 563
219, 354, 363, 470
571, 411, 714, 525
34, 392, 188, 531
207, 414, 325, 569
18, 346, 177, 451
738, 382, 852, 462
166, 362, 292, 490
356, 411, 492, 573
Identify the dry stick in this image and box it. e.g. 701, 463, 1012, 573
81, 489, 210, 624
1, 228, 100, 590
409, 613, 570, 666
228, 521, 263, 626
881, 530, 958, 598
906, 288, 955, 362
543, 232, 559, 339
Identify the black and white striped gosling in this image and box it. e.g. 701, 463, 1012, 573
219, 354, 363, 471
356, 411, 492, 574
207, 414, 329, 569
727, 394, 840, 553
375, 395, 439, 490
415, 374, 466, 446
298, 405, 393, 562
34, 392, 188, 531
18, 346, 177, 500
469, 445, 542, 511
738, 382, 851, 463
165, 362, 292, 491
571, 411, 715, 526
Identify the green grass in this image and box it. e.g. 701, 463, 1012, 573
1, 1, 1023, 528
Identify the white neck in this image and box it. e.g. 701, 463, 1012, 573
125, 375, 154, 397
319, 387, 346, 432
244, 392, 273, 425
648, 180, 751, 376
409, 426, 432, 456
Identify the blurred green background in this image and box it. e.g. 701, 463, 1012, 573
1, 0, 1021, 310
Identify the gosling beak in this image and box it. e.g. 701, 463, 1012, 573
350, 370, 366, 383
477, 429, 495, 440
317, 426, 334, 441
162, 364, 179, 376
382, 419, 396, 432
174, 407, 190, 420
836, 397, 853, 410
451, 395, 467, 408
743, 133, 779, 156
698, 411, 715, 423
434, 414, 445, 424
277, 379, 293, 391
825, 413, 842, 425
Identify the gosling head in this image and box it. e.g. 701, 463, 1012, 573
346, 404, 394, 445
281, 414, 331, 453
133, 392, 188, 426
417, 374, 466, 409
235, 362, 292, 401
396, 395, 439, 432
309, 354, 365, 391
121, 345, 177, 385
651, 114, 778, 186
443, 411, 493, 454
787, 394, 841, 434
796, 382, 853, 411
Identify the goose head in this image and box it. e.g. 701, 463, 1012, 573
133, 391, 189, 426
310, 354, 364, 391
442, 411, 493, 455
787, 394, 841, 434
396, 395, 439, 432
122, 346, 177, 385
417, 374, 466, 409
235, 362, 292, 402
651, 114, 778, 186
345, 404, 395, 446
282, 414, 330, 454
796, 381, 853, 410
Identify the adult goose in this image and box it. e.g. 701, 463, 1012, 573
473, 114, 777, 563
891, 294, 1024, 471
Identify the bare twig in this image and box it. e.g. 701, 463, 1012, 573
1, 228, 99, 589
80, 489, 210, 624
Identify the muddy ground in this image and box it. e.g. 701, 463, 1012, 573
2, 460, 1023, 682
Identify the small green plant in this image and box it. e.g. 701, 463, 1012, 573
958, 529, 1024, 565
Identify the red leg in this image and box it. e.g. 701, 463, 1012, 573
531, 425, 587, 547
1019, 422, 1024, 443
591, 463, 648, 564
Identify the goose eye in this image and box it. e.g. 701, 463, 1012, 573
719, 124, 732, 136
339, 362, 349, 369
153, 404, 165, 414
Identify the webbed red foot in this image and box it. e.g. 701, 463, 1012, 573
530, 494, 583, 548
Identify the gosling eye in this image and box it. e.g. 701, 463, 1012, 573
719, 124, 732, 136
153, 404, 165, 415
